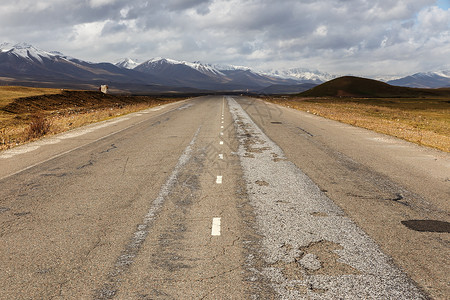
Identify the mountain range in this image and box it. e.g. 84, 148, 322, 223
387, 71, 450, 88
1, 43, 449, 93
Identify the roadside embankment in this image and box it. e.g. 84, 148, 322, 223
262, 96, 450, 152
0, 88, 183, 150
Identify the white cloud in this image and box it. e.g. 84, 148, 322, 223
314, 25, 328, 37
417, 5, 450, 32
72, 21, 106, 41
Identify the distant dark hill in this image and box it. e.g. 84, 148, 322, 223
299, 76, 450, 98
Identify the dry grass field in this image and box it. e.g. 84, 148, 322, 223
0, 86, 62, 121
263, 96, 450, 152
0, 86, 62, 103
0, 86, 182, 150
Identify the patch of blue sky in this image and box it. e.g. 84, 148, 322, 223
437, 0, 450, 10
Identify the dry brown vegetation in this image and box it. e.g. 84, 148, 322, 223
0, 87, 182, 150
263, 96, 450, 152
0, 86, 62, 104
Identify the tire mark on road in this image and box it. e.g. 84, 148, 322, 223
94, 127, 201, 299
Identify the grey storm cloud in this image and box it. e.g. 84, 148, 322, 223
0, 0, 449, 76
163, 0, 212, 11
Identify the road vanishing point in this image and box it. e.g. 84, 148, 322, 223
1, 96, 449, 299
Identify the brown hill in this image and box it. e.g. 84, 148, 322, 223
299, 76, 450, 97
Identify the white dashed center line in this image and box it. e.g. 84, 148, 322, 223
216, 176, 223, 184
211, 218, 221, 236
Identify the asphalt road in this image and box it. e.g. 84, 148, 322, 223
1, 96, 448, 299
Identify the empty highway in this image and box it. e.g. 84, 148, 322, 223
1, 96, 448, 299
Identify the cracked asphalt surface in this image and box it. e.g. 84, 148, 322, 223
0, 96, 448, 299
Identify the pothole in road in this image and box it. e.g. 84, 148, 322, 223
272, 260, 305, 281
298, 240, 360, 276
401, 220, 450, 233
273, 240, 360, 284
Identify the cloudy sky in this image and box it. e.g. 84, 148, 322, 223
1, 0, 449, 77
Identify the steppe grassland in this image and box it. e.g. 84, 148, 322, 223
264, 97, 450, 152
0, 87, 178, 150
0, 86, 62, 103
0, 86, 62, 118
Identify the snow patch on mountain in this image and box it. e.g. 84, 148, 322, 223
425, 70, 450, 79
213, 64, 251, 71
0, 42, 14, 52
262, 68, 336, 83
185, 61, 225, 76
374, 75, 404, 82
138, 57, 225, 76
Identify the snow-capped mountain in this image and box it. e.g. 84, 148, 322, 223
134, 57, 225, 78
0, 42, 326, 92
133, 58, 220, 89
0, 42, 81, 66
387, 70, 450, 88
177, 60, 225, 77
0, 43, 165, 89
115, 58, 140, 69
262, 68, 337, 84
133, 57, 302, 90
0, 42, 65, 64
